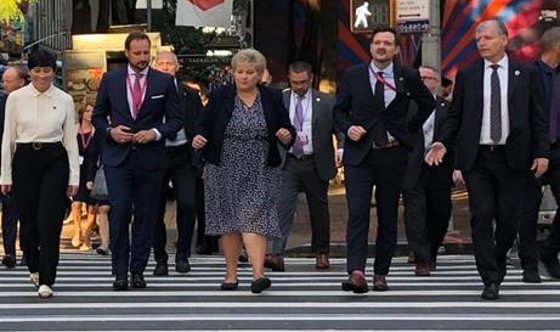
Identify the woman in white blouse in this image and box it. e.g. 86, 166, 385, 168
0, 50, 79, 299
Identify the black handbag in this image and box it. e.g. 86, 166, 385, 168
90, 166, 108, 201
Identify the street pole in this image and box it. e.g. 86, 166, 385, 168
421, 0, 441, 74
147, 0, 152, 32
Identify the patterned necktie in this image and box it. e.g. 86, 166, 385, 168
374, 72, 389, 146
292, 96, 305, 157
550, 71, 559, 144
132, 72, 144, 119
490, 64, 502, 143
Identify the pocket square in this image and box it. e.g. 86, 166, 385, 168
150, 94, 164, 100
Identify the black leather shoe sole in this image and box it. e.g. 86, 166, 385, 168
113, 279, 128, 291
175, 261, 191, 273
341, 280, 369, 293
153, 263, 169, 276
220, 280, 239, 290
522, 271, 542, 283
1, 255, 16, 268
481, 285, 499, 300
251, 277, 271, 293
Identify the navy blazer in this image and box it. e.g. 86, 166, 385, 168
437, 59, 549, 172
92, 67, 182, 170
334, 62, 435, 166
195, 84, 295, 167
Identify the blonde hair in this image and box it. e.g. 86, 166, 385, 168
231, 49, 267, 74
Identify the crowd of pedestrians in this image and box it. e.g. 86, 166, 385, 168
0, 20, 559, 301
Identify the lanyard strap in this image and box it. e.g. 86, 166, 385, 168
369, 64, 396, 92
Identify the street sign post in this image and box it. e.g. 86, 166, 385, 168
396, 0, 430, 33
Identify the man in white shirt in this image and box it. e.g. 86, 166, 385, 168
426, 19, 549, 299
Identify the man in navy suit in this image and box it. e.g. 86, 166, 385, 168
334, 28, 435, 293
427, 20, 549, 299
93, 32, 182, 290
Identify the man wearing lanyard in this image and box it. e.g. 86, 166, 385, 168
334, 28, 434, 293
93, 32, 182, 290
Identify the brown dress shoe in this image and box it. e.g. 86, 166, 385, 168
407, 251, 416, 264
373, 274, 389, 291
415, 262, 431, 276
429, 260, 437, 271
315, 254, 330, 269
264, 254, 285, 272
341, 272, 369, 293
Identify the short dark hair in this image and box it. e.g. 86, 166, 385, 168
370, 28, 399, 45
541, 27, 560, 53
124, 32, 151, 50
289, 61, 313, 75
28, 50, 56, 71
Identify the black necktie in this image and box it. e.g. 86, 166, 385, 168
490, 64, 502, 143
374, 72, 389, 146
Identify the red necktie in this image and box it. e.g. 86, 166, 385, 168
132, 72, 144, 119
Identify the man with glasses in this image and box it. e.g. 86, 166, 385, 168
403, 66, 454, 276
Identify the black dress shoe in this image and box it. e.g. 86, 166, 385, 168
130, 273, 147, 289
175, 259, 191, 273
220, 280, 239, 290
481, 283, 499, 300
20, 254, 27, 266
540, 248, 560, 279
153, 261, 169, 276
196, 245, 213, 255
522, 269, 542, 283
1, 254, 16, 268
113, 277, 128, 291
251, 277, 271, 293
341, 273, 369, 293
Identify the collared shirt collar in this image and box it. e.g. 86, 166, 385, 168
29, 83, 55, 97
370, 61, 394, 76
484, 54, 508, 70
127, 65, 149, 77
537, 59, 554, 75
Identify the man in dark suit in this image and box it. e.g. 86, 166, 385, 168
403, 66, 454, 276
0, 65, 26, 269
518, 27, 560, 282
334, 28, 435, 293
93, 32, 182, 290
266, 61, 343, 271
427, 19, 549, 299
151, 51, 202, 275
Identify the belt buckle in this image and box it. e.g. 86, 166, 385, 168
32, 142, 42, 150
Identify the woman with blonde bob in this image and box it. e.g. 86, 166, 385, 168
193, 49, 295, 293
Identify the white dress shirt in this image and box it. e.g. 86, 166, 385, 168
369, 61, 397, 143
422, 94, 437, 152
125, 65, 162, 140
0, 84, 80, 186
480, 55, 510, 145
166, 79, 187, 147
289, 89, 314, 155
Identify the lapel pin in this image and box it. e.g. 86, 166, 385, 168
399, 77, 404, 81
53, 106, 56, 109
514, 70, 520, 76
316, 97, 320, 102
441, 103, 445, 106
406, 92, 411, 96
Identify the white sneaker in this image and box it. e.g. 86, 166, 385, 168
37, 285, 53, 299
30, 272, 39, 287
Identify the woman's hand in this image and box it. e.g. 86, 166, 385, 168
1, 185, 12, 195
86, 181, 94, 190
192, 135, 208, 150
276, 128, 292, 146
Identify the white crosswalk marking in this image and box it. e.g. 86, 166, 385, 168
0, 254, 558, 331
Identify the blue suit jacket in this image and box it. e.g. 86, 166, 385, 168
92, 67, 182, 170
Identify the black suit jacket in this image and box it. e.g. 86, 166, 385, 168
438, 59, 549, 172
404, 96, 454, 189
279, 88, 340, 181
195, 84, 296, 167
177, 85, 204, 168
0, 92, 7, 168
333, 62, 435, 166
92, 67, 182, 171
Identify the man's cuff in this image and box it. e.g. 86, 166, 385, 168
152, 129, 162, 141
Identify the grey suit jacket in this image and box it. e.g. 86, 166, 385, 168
279, 88, 340, 182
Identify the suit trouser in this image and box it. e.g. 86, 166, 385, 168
1, 193, 18, 256
519, 156, 560, 270
404, 166, 453, 263
153, 146, 197, 263
463, 147, 528, 286
12, 142, 69, 286
345, 145, 408, 275
271, 155, 331, 255
104, 152, 165, 277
